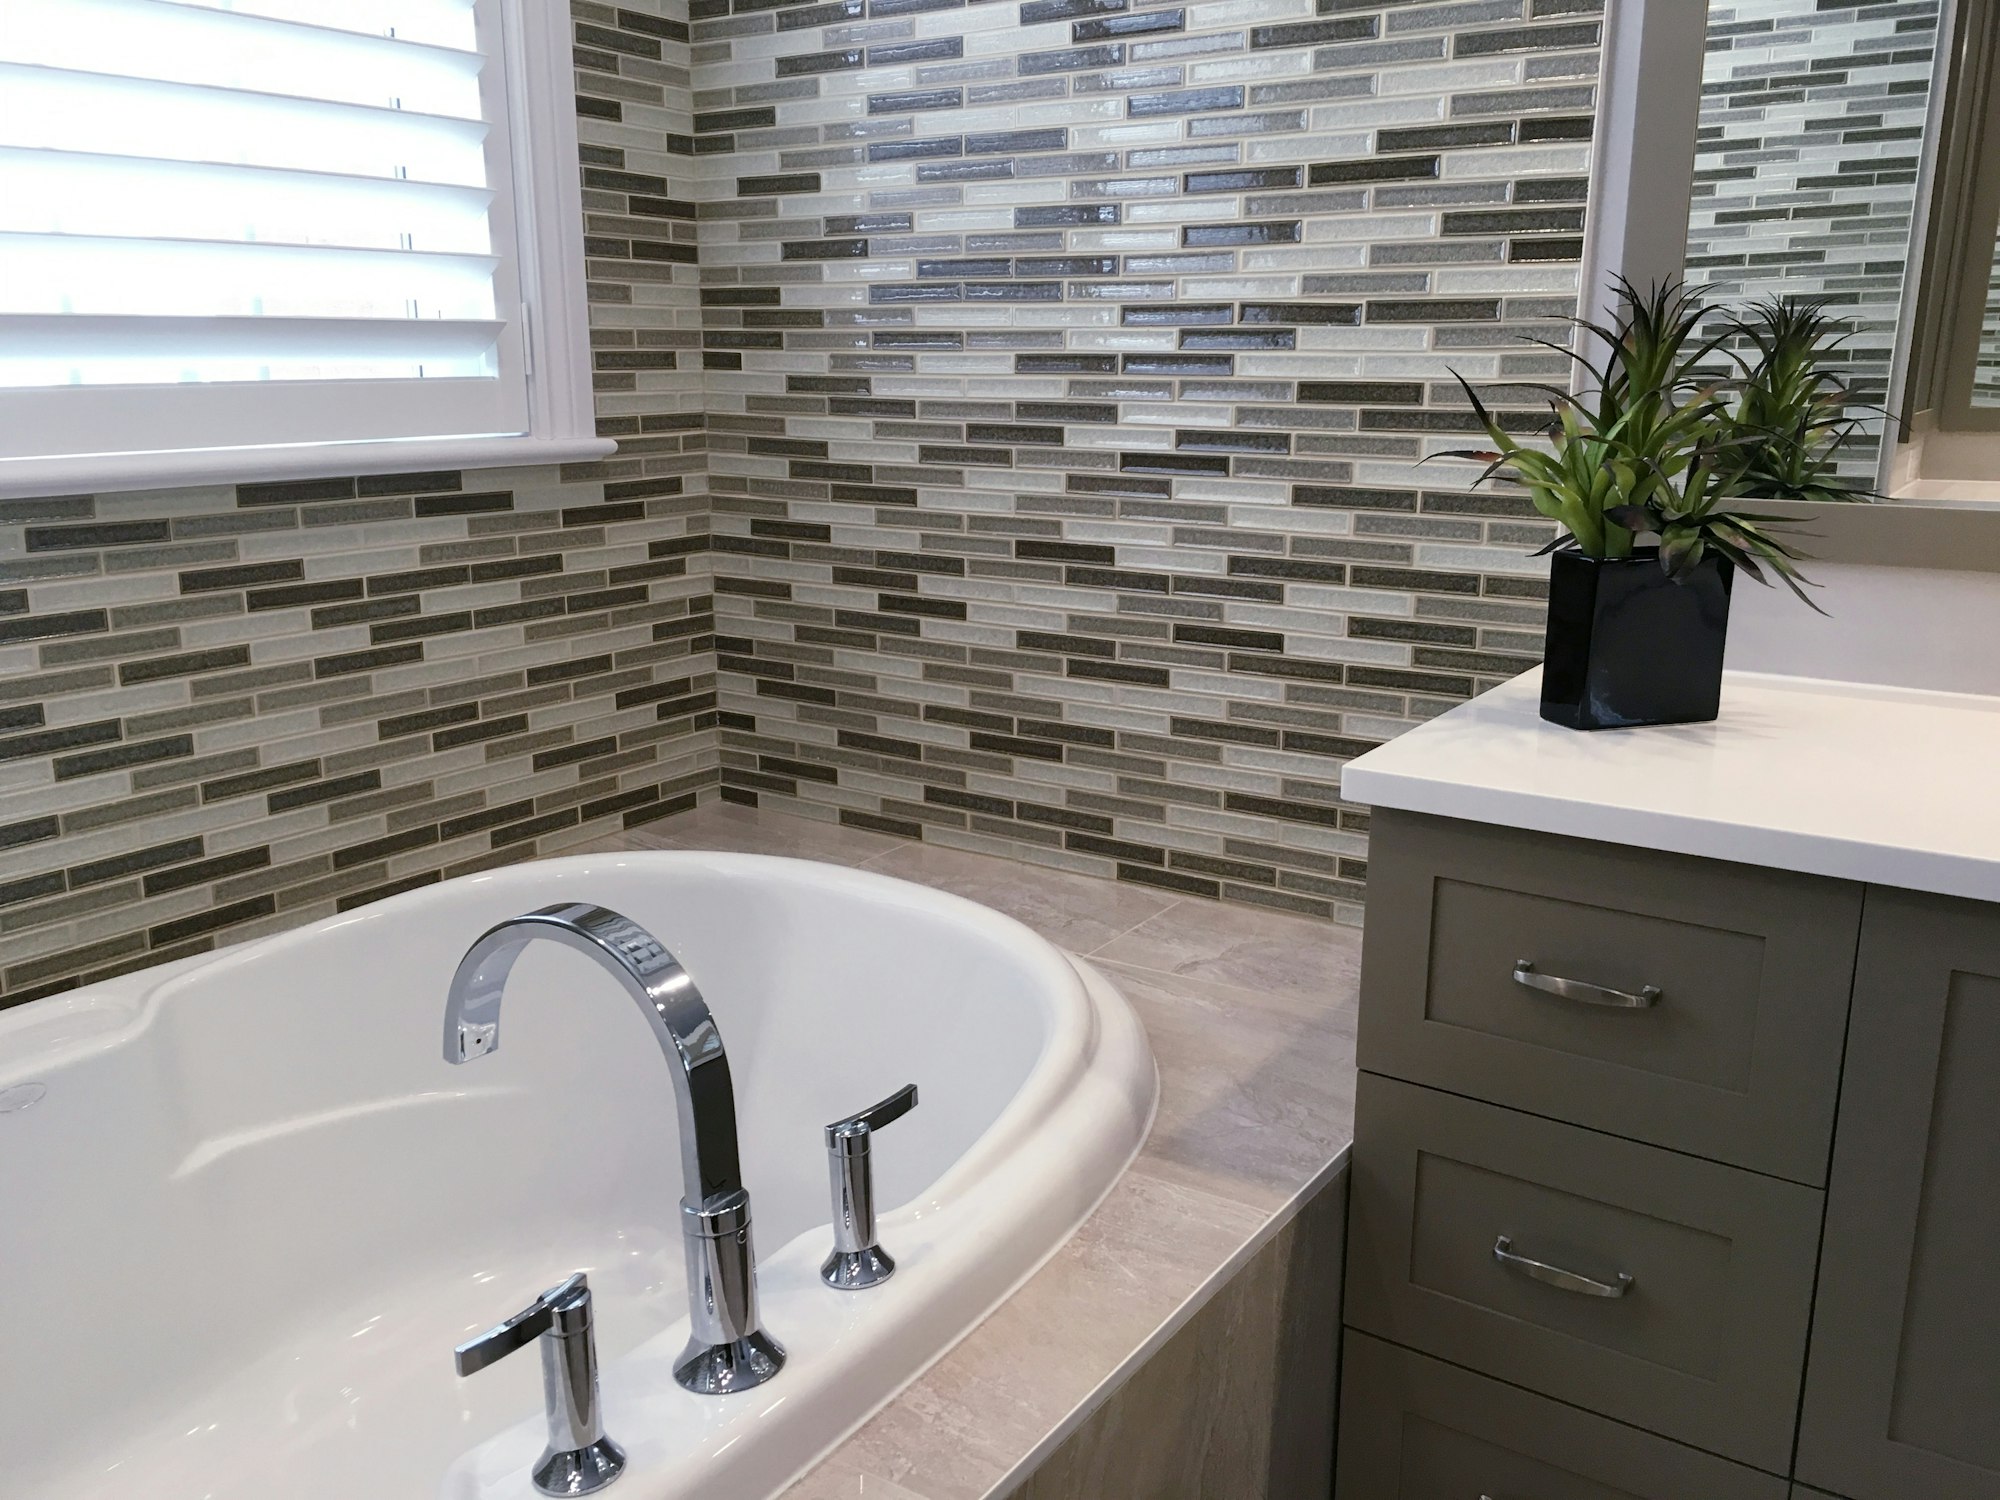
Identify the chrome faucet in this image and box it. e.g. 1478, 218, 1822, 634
821, 1084, 919, 1290
443, 902, 785, 1395
455, 1273, 626, 1496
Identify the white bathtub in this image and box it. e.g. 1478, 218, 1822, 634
0, 851, 1157, 1499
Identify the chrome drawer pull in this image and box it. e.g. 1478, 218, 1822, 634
1493, 1235, 1633, 1298
1513, 959, 1660, 1010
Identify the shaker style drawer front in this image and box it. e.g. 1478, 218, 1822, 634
1336, 1331, 1789, 1500
1359, 810, 1862, 1184
1345, 1074, 1824, 1472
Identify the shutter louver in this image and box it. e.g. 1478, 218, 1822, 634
0, 0, 530, 462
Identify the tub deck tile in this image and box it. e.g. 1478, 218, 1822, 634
1097, 960, 1357, 1215
863, 840, 1181, 955
573, 804, 1358, 1500
601, 800, 909, 866
1090, 896, 1365, 1009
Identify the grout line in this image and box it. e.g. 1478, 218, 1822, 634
1082, 897, 1183, 962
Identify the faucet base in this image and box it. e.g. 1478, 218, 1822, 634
821, 1244, 897, 1290
673, 1329, 787, 1395
533, 1435, 627, 1496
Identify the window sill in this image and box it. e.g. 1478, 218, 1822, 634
0, 434, 619, 501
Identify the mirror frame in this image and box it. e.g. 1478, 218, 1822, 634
1893, 0, 2000, 476
1584, 0, 2000, 525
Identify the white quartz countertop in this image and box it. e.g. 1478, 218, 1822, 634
1340, 668, 2000, 903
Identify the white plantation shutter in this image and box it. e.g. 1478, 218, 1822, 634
0, 0, 592, 486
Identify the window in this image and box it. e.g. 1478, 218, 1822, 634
0, 0, 606, 496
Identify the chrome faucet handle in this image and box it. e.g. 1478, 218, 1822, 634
827, 1082, 919, 1142
454, 1273, 627, 1497
455, 1274, 574, 1378
821, 1083, 918, 1290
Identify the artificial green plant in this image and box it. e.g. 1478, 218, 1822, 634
1436, 278, 1865, 608
1726, 295, 1877, 505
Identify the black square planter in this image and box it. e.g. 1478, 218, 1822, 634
1539, 549, 1735, 731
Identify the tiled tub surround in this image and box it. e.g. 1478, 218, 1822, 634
1685, 0, 1941, 475
0, 3, 712, 1006
0, 474, 717, 1007
694, 1, 1598, 920
573, 800, 1360, 1500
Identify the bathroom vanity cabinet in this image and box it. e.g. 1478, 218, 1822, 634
1333, 671, 2000, 1500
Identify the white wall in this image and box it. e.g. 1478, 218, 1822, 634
1727, 563, 2000, 696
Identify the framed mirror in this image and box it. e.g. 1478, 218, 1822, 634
1587, 0, 2000, 514
1893, 0, 2000, 485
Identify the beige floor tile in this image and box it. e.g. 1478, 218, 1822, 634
1096, 960, 1356, 1211
632, 802, 908, 865
615, 821, 682, 851
862, 841, 1178, 953
553, 830, 650, 856
1089, 894, 1364, 1005
778, 1459, 933, 1500
812, 1169, 1256, 1500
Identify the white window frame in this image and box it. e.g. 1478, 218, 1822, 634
0, 0, 611, 500
1573, 0, 1705, 373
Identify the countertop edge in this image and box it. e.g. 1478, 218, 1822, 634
1341, 763, 2000, 904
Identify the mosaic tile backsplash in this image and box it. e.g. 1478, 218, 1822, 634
0, 0, 1611, 1004
696, 0, 1594, 912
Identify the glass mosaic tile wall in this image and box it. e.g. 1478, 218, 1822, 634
0, 0, 1608, 1001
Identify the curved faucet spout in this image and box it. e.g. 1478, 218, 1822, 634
442, 900, 784, 1394
442, 902, 744, 1212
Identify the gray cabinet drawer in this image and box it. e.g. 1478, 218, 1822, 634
1346, 1073, 1823, 1472
1359, 809, 1861, 1184
1336, 1331, 1788, 1500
